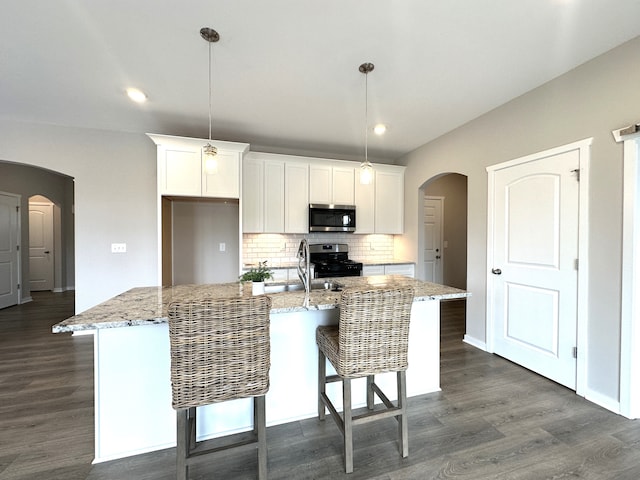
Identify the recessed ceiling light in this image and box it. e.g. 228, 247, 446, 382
126, 88, 147, 103
373, 124, 387, 135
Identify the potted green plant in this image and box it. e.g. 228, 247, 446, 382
239, 261, 273, 295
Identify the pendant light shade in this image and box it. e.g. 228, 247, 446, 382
201, 27, 219, 175
359, 62, 375, 185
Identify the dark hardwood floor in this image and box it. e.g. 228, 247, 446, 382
1, 294, 639, 479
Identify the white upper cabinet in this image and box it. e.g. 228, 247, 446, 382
309, 163, 332, 204
241, 154, 264, 232
264, 159, 286, 232
332, 165, 355, 205
284, 161, 309, 233
148, 134, 248, 199
308, 161, 355, 206
241, 153, 308, 234
354, 176, 375, 234
374, 165, 405, 234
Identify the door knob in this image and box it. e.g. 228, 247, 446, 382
491, 268, 502, 275
435, 255, 441, 259
44, 250, 50, 254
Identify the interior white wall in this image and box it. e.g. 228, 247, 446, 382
0, 121, 158, 312
397, 36, 640, 406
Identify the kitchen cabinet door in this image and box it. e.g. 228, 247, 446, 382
285, 162, 309, 233
202, 150, 240, 198
355, 175, 374, 234
332, 166, 355, 205
308, 163, 332, 204
362, 265, 385, 277
309, 162, 355, 206
264, 160, 285, 232
242, 155, 264, 232
385, 263, 415, 278
374, 165, 405, 234
158, 146, 202, 196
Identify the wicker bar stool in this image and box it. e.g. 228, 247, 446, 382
168, 296, 271, 480
316, 285, 414, 474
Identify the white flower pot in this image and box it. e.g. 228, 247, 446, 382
252, 281, 265, 295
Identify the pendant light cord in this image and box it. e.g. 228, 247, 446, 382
365, 71, 369, 165
208, 39, 213, 142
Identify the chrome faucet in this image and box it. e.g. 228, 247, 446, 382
297, 238, 311, 308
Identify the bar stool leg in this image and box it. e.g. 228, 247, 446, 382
176, 408, 188, 480
255, 395, 267, 480
343, 378, 353, 474
188, 407, 196, 451
366, 375, 374, 409
318, 349, 326, 420
398, 371, 408, 458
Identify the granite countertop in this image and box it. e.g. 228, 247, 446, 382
52, 275, 469, 333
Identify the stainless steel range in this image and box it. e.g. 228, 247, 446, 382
309, 243, 363, 278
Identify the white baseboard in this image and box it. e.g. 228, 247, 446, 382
53, 286, 75, 293
20, 296, 33, 304
463, 334, 487, 351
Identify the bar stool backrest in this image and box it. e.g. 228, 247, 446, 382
168, 296, 272, 409
336, 286, 414, 378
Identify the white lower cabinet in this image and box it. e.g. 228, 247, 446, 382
363, 263, 415, 278
362, 265, 385, 276
384, 263, 415, 278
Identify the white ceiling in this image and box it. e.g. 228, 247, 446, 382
3, 0, 640, 162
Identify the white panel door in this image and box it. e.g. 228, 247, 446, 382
0, 193, 20, 309
491, 149, 579, 389
424, 196, 443, 283
29, 202, 54, 292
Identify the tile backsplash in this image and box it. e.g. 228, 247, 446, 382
243, 233, 395, 266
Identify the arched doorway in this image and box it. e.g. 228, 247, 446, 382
419, 172, 469, 350
0, 161, 74, 306
419, 173, 468, 289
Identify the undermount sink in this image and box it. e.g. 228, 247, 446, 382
264, 281, 342, 294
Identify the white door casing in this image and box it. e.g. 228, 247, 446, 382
615, 125, 640, 419
29, 202, 54, 292
424, 196, 444, 284
0, 192, 20, 309
487, 139, 590, 393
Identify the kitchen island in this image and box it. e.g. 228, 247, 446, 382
53, 275, 468, 463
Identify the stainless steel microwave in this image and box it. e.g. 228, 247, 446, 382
308, 204, 356, 232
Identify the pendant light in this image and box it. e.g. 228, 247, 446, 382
200, 27, 219, 174
359, 62, 374, 185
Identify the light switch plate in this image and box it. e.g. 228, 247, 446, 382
111, 243, 127, 253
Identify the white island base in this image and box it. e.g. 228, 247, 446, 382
93, 299, 440, 463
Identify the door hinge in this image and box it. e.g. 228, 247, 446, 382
571, 168, 580, 181
574, 258, 579, 270
17, 283, 20, 290
16, 205, 20, 212
572, 347, 578, 359
16, 245, 20, 251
